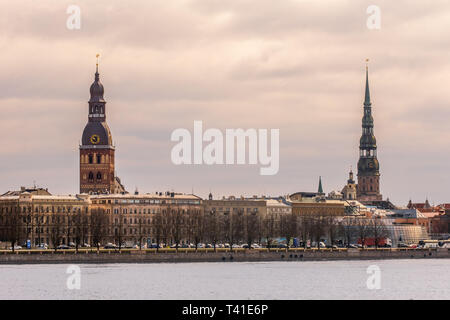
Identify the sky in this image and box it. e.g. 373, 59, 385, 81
1, 0, 450, 206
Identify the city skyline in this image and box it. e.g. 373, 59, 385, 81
1, 1, 450, 205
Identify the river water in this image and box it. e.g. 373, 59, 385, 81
0, 259, 448, 299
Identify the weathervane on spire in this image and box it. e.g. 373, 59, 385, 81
365, 58, 369, 70
96, 53, 100, 72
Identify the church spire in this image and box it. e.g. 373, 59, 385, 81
318, 176, 323, 194
357, 59, 382, 201
89, 54, 105, 104
364, 59, 371, 106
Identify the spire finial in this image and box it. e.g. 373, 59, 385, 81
96, 54, 100, 72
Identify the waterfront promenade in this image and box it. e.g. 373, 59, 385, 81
0, 247, 448, 264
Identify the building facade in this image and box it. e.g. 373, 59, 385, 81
0, 192, 91, 247
90, 192, 203, 246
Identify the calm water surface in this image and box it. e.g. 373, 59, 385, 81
0, 259, 448, 299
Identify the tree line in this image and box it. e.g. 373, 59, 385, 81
0, 205, 389, 251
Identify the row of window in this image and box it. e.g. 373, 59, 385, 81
81, 154, 110, 164
0, 206, 88, 214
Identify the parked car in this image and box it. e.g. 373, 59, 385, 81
38, 243, 48, 250
68, 242, 76, 248
103, 243, 117, 249
9, 245, 22, 250
57, 244, 70, 250
397, 243, 409, 248
347, 244, 359, 249
82, 243, 91, 248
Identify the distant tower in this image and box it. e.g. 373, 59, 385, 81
342, 168, 357, 200
357, 60, 382, 201
317, 176, 324, 195
79, 55, 116, 194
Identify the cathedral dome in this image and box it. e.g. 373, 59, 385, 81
81, 121, 113, 146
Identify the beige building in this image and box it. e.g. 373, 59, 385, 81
0, 188, 203, 248
289, 192, 346, 216
0, 191, 90, 247
90, 192, 203, 246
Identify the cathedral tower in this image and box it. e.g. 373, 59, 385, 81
79, 57, 116, 194
357, 62, 382, 201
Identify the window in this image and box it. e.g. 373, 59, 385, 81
88, 154, 93, 164
88, 172, 94, 181
97, 154, 101, 164
97, 172, 102, 180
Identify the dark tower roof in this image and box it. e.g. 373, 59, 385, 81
89, 65, 105, 103
81, 121, 113, 146
81, 59, 113, 148
364, 64, 371, 106
318, 176, 324, 194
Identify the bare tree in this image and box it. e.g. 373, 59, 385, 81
171, 207, 184, 251
324, 213, 338, 247
221, 212, 232, 249
161, 207, 171, 249
50, 213, 64, 251
371, 217, 388, 249
137, 217, 146, 250
340, 216, 356, 247
231, 210, 245, 248
204, 210, 220, 251
356, 218, 371, 249
298, 214, 311, 248
8, 206, 24, 252
153, 209, 163, 251
191, 209, 204, 250
310, 214, 325, 250
281, 212, 298, 248
262, 212, 278, 248
245, 212, 260, 249
91, 208, 109, 251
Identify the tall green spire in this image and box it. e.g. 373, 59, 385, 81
364, 59, 371, 106
318, 176, 323, 194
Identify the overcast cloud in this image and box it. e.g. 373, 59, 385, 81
1, 0, 450, 205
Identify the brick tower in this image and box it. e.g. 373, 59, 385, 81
79, 57, 116, 194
